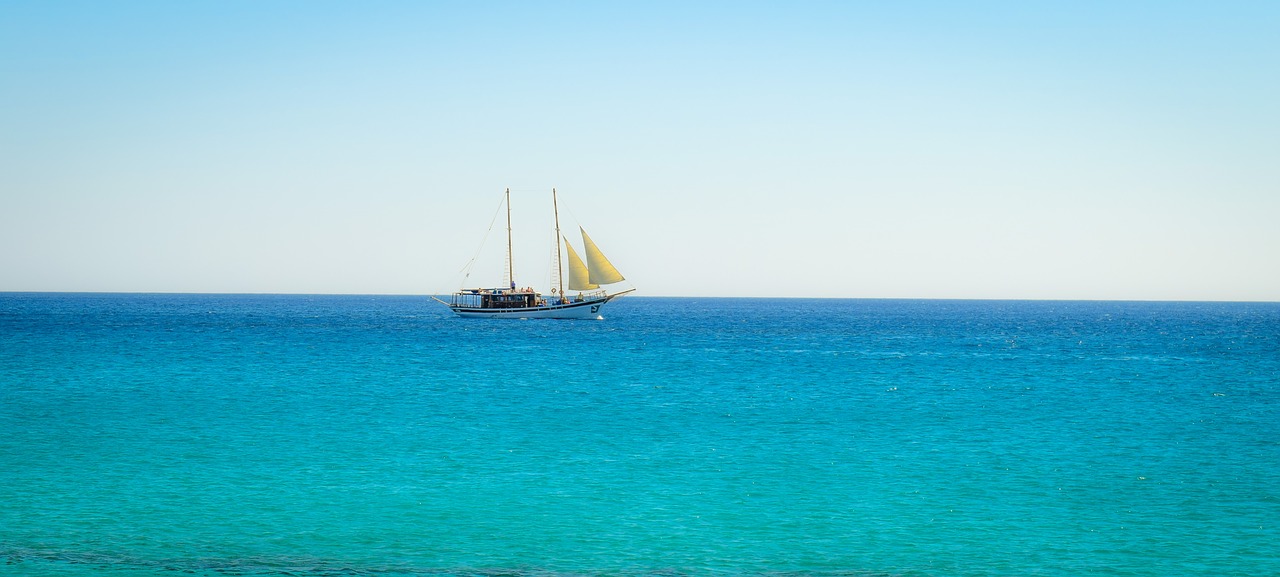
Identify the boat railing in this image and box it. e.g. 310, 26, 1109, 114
564, 289, 608, 302
451, 288, 609, 309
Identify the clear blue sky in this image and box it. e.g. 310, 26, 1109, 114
2, 1, 1276, 300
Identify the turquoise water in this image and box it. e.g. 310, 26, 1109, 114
2, 294, 1277, 576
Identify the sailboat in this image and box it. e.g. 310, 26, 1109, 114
435, 188, 635, 319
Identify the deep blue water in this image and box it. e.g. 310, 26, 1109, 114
1, 293, 1277, 576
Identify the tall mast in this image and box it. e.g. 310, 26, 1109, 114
505, 188, 514, 289
553, 188, 564, 298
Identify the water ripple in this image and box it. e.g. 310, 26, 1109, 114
3, 545, 905, 577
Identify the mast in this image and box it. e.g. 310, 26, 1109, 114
553, 188, 564, 298
505, 188, 514, 289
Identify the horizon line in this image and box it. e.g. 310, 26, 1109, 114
2, 290, 1277, 304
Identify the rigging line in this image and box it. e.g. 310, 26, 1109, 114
559, 193, 585, 233
456, 194, 508, 283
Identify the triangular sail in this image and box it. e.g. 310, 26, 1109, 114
581, 227, 625, 285
564, 238, 598, 290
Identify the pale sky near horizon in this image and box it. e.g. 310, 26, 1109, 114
2, 1, 1277, 300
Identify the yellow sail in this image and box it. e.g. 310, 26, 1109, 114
581, 227, 625, 285
564, 238, 598, 290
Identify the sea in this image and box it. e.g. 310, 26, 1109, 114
1, 293, 1277, 577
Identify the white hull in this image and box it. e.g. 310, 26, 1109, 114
451, 297, 610, 319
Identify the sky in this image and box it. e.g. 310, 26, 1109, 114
2, 1, 1277, 300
